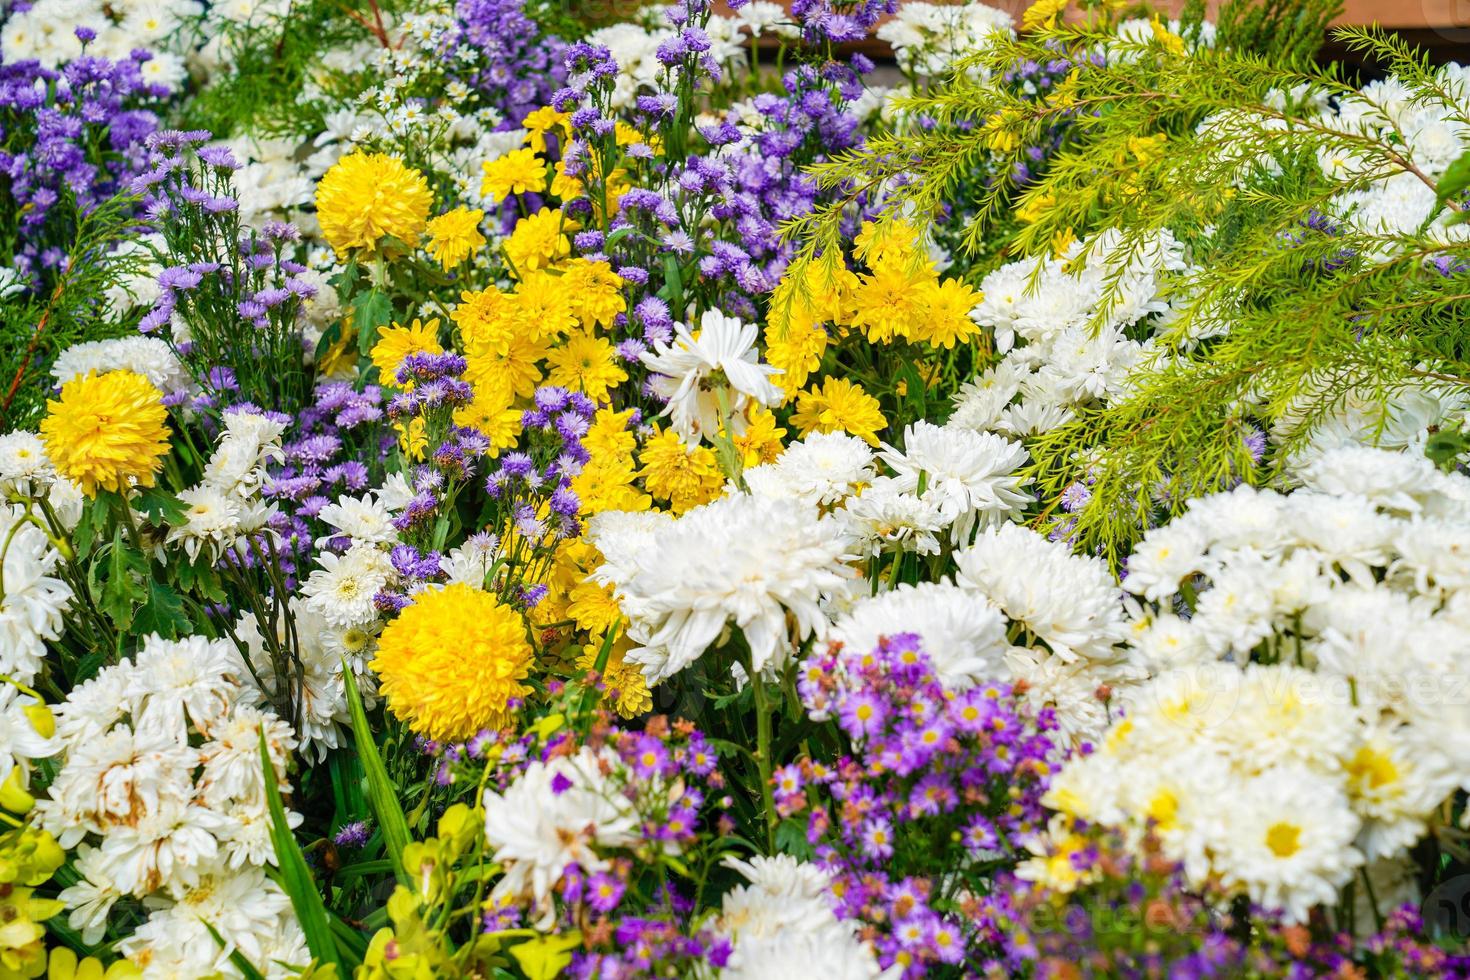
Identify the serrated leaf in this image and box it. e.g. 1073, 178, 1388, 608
97, 531, 147, 631
133, 580, 190, 638
343, 665, 412, 886
134, 487, 187, 527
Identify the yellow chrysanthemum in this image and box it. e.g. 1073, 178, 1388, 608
454, 286, 521, 358
396, 416, 427, 461
571, 455, 651, 516
371, 318, 443, 385
315, 152, 432, 257
424, 207, 486, 269
908, 278, 984, 350
730, 405, 786, 469
514, 272, 579, 341
371, 583, 534, 740
577, 633, 652, 720
465, 331, 548, 401
480, 147, 547, 201
850, 252, 936, 344
584, 406, 639, 461
545, 331, 627, 403
791, 377, 887, 447
504, 207, 570, 276
638, 428, 724, 513
452, 386, 523, 457
40, 370, 169, 497
562, 260, 626, 329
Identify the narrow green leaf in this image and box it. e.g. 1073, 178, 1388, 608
343, 664, 412, 886
259, 731, 345, 971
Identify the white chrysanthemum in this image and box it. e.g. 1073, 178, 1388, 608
1227, 664, 1357, 772
879, 421, 1032, 543
51, 335, 188, 394
605, 494, 855, 684
640, 309, 782, 445
1390, 517, 1470, 595
316, 490, 398, 548
57, 844, 125, 944
829, 582, 1011, 690
0, 430, 56, 491
1128, 611, 1210, 672
120, 862, 304, 978
1180, 484, 1288, 554
837, 477, 946, 560
197, 704, 297, 811
300, 542, 394, 628
1007, 649, 1137, 746
1299, 445, 1466, 518
955, 522, 1126, 662
36, 723, 198, 848
94, 794, 230, 896
0, 505, 73, 686
1215, 765, 1363, 923
715, 855, 884, 979
1122, 520, 1208, 601
440, 533, 501, 588
481, 747, 638, 919
202, 409, 288, 495
1346, 722, 1459, 861
126, 633, 245, 742
166, 484, 243, 562
743, 432, 875, 507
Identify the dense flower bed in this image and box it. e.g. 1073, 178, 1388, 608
3, 0, 1470, 976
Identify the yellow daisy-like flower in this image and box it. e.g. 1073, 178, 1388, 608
396, 416, 427, 461
315, 151, 432, 258
371, 583, 534, 740
545, 331, 627, 403
513, 272, 579, 341
730, 405, 787, 469
583, 406, 639, 461
791, 377, 887, 447
561, 259, 626, 329
424, 207, 486, 269
571, 455, 651, 517
850, 252, 936, 344
550, 159, 583, 200
465, 331, 548, 401
371, 318, 443, 385
908, 277, 984, 350
577, 633, 652, 720
638, 428, 724, 513
452, 386, 523, 458
480, 147, 547, 201
40, 370, 169, 497
504, 207, 570, 277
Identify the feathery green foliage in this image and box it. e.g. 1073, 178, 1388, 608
783, 15, 1470, 562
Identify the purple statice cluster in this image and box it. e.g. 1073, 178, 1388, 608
973, 828, 1470, 980
131, 133, 316, 411
448, 0, 567, 132
790, 634, 1056, 978
0, 33, 166, 283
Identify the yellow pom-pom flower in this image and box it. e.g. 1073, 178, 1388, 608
315, 152, 433, 257
424, 207, 486, 269
39, 370, 169, 497
371, 318, 443, 385
371, 583, 534, 741
791, 377, 887, 447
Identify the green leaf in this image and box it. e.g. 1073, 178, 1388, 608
259, 731, 346, 971
174, 552, 227, 602
1435, 150, 1470, 209
1425, 429, 1470, 470
343, 665, 412, 886
133, 580, 190, 638
97, 531, 147, 631
134, 487, 187, 527
72, 495, 109, 558
353, 290, 393, 357
775, 817, 815, 860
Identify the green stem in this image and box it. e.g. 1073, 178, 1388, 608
751, 672, 778, 854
